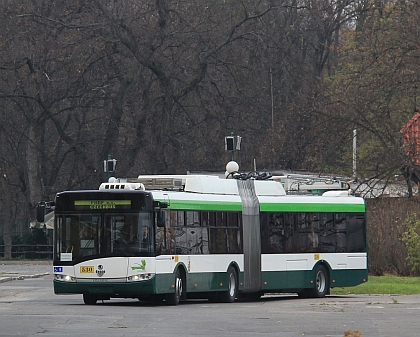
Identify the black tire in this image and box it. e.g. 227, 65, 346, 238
220, 266, 238, 303
309, 265, 329, 298
167, 269, 183, 306
83, 294, 97, 305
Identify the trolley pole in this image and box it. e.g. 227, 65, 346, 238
353, 130, 357, 182
225, 133, 241, 161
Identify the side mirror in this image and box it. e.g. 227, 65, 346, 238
36, 201, 55, 222
157, 209, 166, 227
36, 202, 46, 222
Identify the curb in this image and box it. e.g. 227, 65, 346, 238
0, 273, 50, 284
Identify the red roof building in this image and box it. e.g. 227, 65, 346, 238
400, 113, 420, 166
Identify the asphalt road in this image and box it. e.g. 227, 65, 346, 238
1, 261, 419, 336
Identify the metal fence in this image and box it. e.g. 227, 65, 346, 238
0, 244, 53, 259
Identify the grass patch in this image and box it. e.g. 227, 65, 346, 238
331, 275, 420, 295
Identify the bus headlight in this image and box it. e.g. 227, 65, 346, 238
127, 273, 154, 282
54, 274, 76, 282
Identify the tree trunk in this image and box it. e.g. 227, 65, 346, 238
26, 124, 44, 219
1, 173, 13, 259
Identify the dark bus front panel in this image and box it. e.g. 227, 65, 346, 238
54, 191, 156, 264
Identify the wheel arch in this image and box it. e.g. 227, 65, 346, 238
174, 262, 188, 275
227, 261, 240, 275
313, 260, 332, 276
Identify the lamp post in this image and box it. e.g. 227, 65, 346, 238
104, 154, 117, 180
225, 133, 241, 161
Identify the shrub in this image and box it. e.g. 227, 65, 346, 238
401, 213, 420, 276
366, 198, 411, 276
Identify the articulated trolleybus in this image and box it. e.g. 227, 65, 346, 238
50, 163, 367, 305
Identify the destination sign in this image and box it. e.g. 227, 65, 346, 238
74, 200, 131, 210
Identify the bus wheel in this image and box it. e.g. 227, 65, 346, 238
167, 269, 183, 306
221, 266, 237, 303
309, 265, 329, 298
83, 294, 97, 305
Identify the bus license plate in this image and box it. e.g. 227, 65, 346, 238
80, 266, 94, 273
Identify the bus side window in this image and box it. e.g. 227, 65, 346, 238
346, 214, 366, 252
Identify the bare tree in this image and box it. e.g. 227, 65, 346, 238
312, 0, 420, 191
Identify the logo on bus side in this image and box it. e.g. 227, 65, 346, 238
131, 260, 146, 270
96, 265, 106, 277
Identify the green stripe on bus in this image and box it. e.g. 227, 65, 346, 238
154, 199, 364, 213
260, 203, 365, 213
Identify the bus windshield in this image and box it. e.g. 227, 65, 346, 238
55, 212, 154, 262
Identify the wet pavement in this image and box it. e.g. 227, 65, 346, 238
0, 260, 52, 283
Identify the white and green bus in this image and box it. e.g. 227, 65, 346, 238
51, 172, 367, 305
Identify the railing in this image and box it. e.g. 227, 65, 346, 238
0, 245, 53, 259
